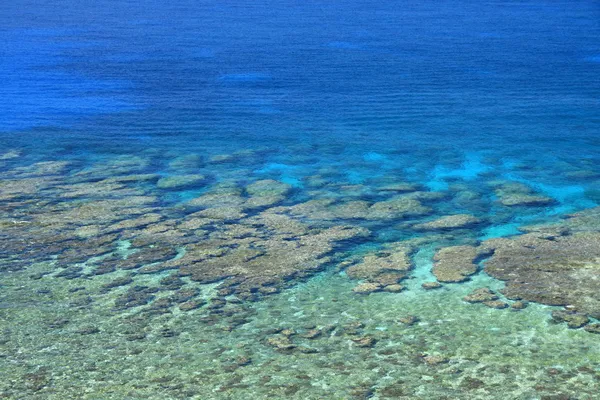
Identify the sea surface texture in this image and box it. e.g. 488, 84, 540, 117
1, 1, 600, 399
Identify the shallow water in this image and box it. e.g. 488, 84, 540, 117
1, 0, 600, 399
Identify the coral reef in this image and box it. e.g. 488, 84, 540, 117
413, 214, 482, 230
490, 181, 554, 207
482, 230, 600, 319
156, 174, 207, 189
345, 245, 413, 288
2, 149, 600, 399
432, 245, 490, 283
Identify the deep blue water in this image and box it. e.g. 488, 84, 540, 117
2, 0, 599, 153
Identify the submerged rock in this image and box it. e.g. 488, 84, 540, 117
367, 196, 432, 220
511, 301, 528, 310
421, 354, 449, 365
245, 179, 292, 209
398, 315, 419, 326
383, 284, 404, 293
540, 206, 600, 233
329, 201, 371, 220
377, 182, 422, 193
282, 193, 435, 222
77, 325, 100, 335
432, 245, 489, 283
207, 149, 262, 165
156, 174, 207, 190
117, 244, 178, 270
179, 300, 205, 311
463, 288, 499, 303
551, 310, 590, 329
101, 275, 133, 291
177, 215, 369, 296
483, 300, 509, 309
208, 153, 237, 164
341, 321, 365, 336
266, 335, 296, 351
297, 346, 319, 354
564, 169, 600, 180
352, 282, 382, 294
352, 336, 377, 348
75, 155, 150, 179
246, 179, 291, 198
91, 264, 116, 276
55, 266, 84, 280
194, 206, 247, 221
114, 286, 158, 310
186, 185, 245, 209
584, 323, 600, 334
422, 281, 442, 290
300, 329, 322, 339
168, 154, 203, 170
281, 328, 296, 337
500, 193, 555, 207
104, 213, 163, 233
413, 214, 482, 231
491, 181, 554, 207
258, 286, 279, 295
0, 149, 21, 160
482, 230, 600, 319
234, 355, 252, 367
169, 288, 198, 303
346, 247, 413, 285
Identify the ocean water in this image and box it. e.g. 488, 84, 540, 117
1, 0, 600, 399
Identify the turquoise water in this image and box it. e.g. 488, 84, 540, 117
1, 1, 600, 399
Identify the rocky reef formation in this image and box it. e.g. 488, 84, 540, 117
280, 193, 436, 222
244, 179, 293, 208
3, 152, 600, 341
424, 206, 600, 331
177, 213, 369, 298
432, 245, 490, 283
413, 214, 482, 231
0, 156, 371, 300
490, 181, 554, 207
156, 174, 207, 190
483, 230, 600, 318
480, 207, 600, 322
345, 244, 413, 292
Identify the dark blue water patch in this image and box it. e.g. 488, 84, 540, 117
584, 55, 600, 63
218, 73, 272, 83
325, 41, 364, 50
0, 27, 139, 131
